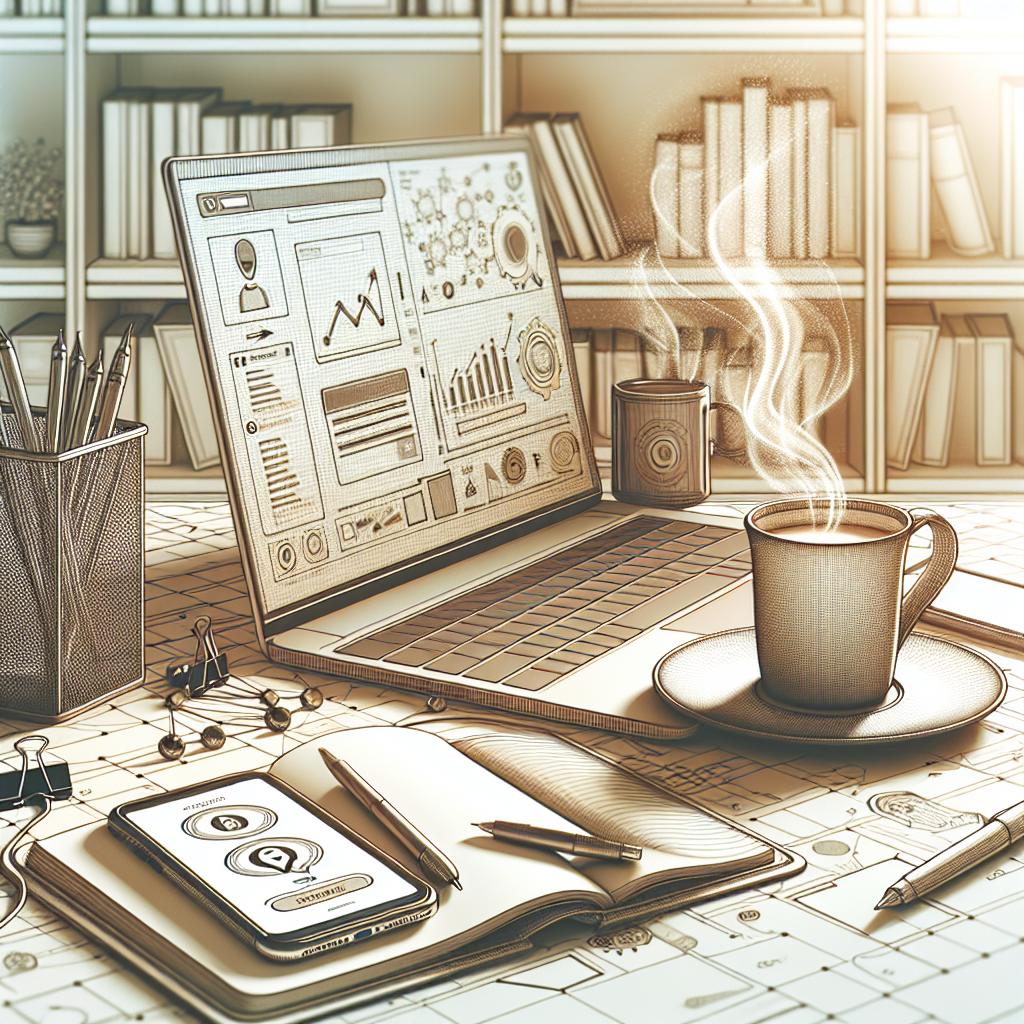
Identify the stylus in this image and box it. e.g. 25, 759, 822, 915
319, 748, 462, 891
474, 821, 642, 862
91, 322, 133, 442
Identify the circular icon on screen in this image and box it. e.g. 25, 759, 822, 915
225, 838, 323, 877
182, 805, 277, 841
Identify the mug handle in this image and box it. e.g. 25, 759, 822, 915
709, 402, 745, 460
897, 507, 958, 649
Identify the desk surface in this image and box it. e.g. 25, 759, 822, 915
1, 500, 1022, 1024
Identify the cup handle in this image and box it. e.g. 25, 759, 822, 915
709, 402, 745, 460
897, 507, 958, 649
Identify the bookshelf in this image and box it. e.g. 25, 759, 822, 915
0, 1, 1020, 498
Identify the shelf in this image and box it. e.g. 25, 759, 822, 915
887, 17, 1024, 54
887, 462, 1024, 494
145, 464, 226, 498
886, 244, 1024, 300
0, 243, 65, 297
86, 15, 482, 53
558, 255, 864, 301
504, 16, 864, 53
86, 259, 185, 300
0, 17, 64, 53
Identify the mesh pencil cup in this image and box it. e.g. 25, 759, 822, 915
0, 409, 145, 722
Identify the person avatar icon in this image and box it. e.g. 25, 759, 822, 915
235, 238, 269, 313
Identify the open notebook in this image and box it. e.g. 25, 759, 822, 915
22, 723, 801, 1024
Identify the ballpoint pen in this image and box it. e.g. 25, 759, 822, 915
60, 332, 87, 452
0, 325, 39, 452
875, 796, 1024, 909
474, 821, 643, 862
318, 748, 462, 890
92, 322, 133, 442
45, 330, 67, 453
69, 350, 103, 450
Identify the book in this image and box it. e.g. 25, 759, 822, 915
202, 102, 251, 155
504, 113, 585, 259
289, 104, 353, 149
652, 135, 680, 259
967, 313, 1013, 466
677, 133, 705, 258
591, 328, 613, 439
22, 723, 791, 1024
551, 113, 624, 261
570, 328, 593, 431
102, 89, 151, 260
151, 0, 180, 12
912, 314, 960, 468
928, 108, 994, 257
742, 78, 769, 260
175, 88, 222, 157
806, 89, 833, 259
831, 123, 860, 258
886, 103, 930, 259
716, 98, 744, 260
768, 100, 793, 259
612, 329, 643, 391
789, 90, 810, 260
1000, 77, 1024, 259
138, 324, 174, 466
944, 314, 978, 467
152, 303, 221, 471
886, 302, 939, 471
702, 96, 721, 259
238, 105, 281, 153
271, 109, 291, 150
151, 89, 188, 260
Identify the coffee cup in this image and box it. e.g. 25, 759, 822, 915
744, 498, 958, 711
611, 379, 743, 510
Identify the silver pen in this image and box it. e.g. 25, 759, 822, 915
60, 332, 87, 452
69, 350, 103, 450
0, 325, 39, 452
875, 796, 1024, 909
91, 322, 132, 441
45, 329, 67, 453
318, 747, 462, 890
474, 821, 642, 862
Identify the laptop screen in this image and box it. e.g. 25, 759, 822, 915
165, 138, 600, 625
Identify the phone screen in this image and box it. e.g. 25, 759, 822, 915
124, 776, 420, 936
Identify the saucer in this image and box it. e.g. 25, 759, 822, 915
654, 628, 1006, 745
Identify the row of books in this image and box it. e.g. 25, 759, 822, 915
504, 113, 624, 261
887, 0, 1023, 14
1, 0, 61, 13
9, 307, 219, 472
102, 88, 352, 261
104, 0, 476, 14
652, 79, 859, 263
887, 303, 1022, 470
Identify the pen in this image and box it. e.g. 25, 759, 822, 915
69, 350, 103, 450
318, 748, 462, 891
474, 821, 643, 862
45, 329, 67, 453
875, 796, 1024, 909
0, 325, 39, 452
91, 322, 132, 442
60, 332, 87, 452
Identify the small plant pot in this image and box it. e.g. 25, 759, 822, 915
5, 220, 57, 259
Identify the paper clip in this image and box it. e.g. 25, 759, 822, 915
0, 736, 72, 812
167, 615, 229, 698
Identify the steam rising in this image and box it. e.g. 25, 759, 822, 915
644, 145, 854, 529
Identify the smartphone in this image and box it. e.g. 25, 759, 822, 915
108, 772, 437, 961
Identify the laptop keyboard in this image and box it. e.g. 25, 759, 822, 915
336, 515, 751, 692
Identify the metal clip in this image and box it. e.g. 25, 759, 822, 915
167, 615, 229, 698
0, 736, 72, 810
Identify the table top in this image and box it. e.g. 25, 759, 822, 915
1, 499, 1022, 1024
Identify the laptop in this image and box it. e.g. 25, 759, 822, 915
164, 136, 752, 740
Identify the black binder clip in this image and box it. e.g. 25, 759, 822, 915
167, 615, 229, 698
0, 736, 72, 811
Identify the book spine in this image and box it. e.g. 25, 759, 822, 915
1002, 80, 1024, 259
929, 117, 994, 257
742, 80, 768, 260
831, 125, 860, 258
886, 319, 939, 470
139, 333, 172, 465
549, 0, 567, 12
510, 0, 530, 11
530, 0, 548, 13
716, 99, 743, 260
181, 0, 204, 12
204, 0, 222, 13
151, 100, 177, 260
151, 0, 180, 12
702, 98, 720, 259
913, 322, 958, 466
920, 0, 957, 12
271, 114, 290, 150
102, 97, 127, 260
226, 0, 249, 12
886, 111, 930, 259
591, 329, 612, 440
791, 96, 809, 259
125, 97, 149, 259
532, 119, 597, 261
652, 137, 680, 259
678, 141, 705, 258
806, 94, 833, 259
976, 334, 1012, 466
571, 116, 624, 260
768, 102, 793, 259
886, 0, 916, 12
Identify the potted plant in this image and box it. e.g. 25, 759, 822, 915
0, 137, 64, 259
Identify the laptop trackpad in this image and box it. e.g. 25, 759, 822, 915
663, 579, 754, 635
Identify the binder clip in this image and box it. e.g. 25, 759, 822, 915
167, 616, 229, 698
0, 736, 72, 811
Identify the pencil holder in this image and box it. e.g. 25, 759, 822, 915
0, 408, 146, 723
